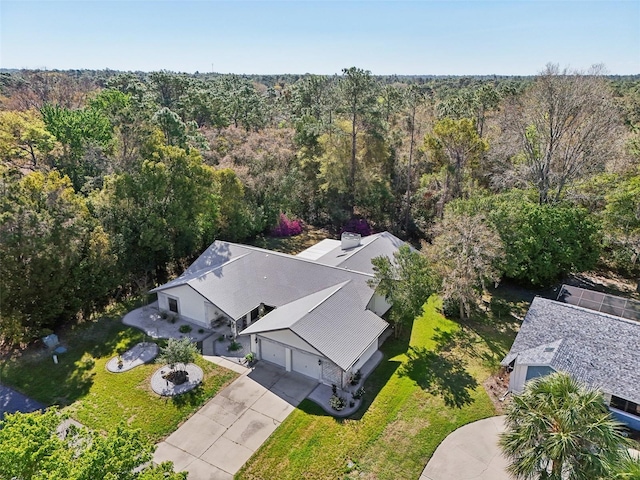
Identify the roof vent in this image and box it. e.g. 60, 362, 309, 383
341, 232, 361, 250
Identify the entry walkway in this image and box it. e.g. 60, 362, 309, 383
153, 361, 317, 479
420, 416, 510, 480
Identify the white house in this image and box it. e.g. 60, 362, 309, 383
151, 232, 404, 387
502, 285, 640, 430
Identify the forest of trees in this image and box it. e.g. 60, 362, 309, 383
1, 66, 639, 346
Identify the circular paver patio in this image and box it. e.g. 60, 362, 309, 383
151, 363, 203, 396
106, 342, 159, 373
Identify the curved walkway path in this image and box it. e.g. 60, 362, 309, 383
420, 416, 510, 480
106, 342, 158, 373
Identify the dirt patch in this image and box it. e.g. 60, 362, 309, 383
483, 369, 511, 414
567, 272, 639, 299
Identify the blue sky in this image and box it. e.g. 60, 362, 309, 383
1, 1, 639, 75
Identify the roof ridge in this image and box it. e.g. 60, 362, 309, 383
334, 233, 382, 263
307, 281, 350, 313
215, 239, 376, 278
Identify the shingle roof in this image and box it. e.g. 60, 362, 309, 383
503, 297, 640, 404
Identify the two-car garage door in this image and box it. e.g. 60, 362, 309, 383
259, 338, 321, 379
292, 349, 320, 378
260, 339, 286, 367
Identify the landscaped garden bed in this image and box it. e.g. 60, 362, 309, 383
0, 307, 238, 442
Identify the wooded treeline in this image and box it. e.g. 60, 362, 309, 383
1, 66, 638, 345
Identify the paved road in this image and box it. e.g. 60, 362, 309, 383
0, 384, 44, 417
420, 416, 510, 480
154, 360, 317, 480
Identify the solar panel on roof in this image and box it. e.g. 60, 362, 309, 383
557, 284, 640, 323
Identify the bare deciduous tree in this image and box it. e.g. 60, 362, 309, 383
506, 64, 621, 204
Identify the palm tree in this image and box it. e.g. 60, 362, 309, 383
611, 451, 640, 479
500, 371, 629, 480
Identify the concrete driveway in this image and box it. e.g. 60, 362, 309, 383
420, 416, 511, 480
0, 384, 44, 418
154, 361, 317, 480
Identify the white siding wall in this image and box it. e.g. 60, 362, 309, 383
157, 285, 209, 328
367, 294, 392, 316
205, 302, 228, 325
260, 330, 321, 355
509, 363, 528, 393
351, 341, 379, 372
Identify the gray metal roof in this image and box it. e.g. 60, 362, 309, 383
152, 242, 376, 320
313, 232, 406, 275
503, 297, 640, 404
151, 236, 402, 369
242, 281, 388, 370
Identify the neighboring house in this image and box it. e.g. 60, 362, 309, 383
151, 232, 403, 387
502, 285, 640, 430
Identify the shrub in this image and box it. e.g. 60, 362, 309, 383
271, 213, 303, 237
178, 324, 192, 334
157, 338, 198, 372
352, 387, 365, 400
228, 341, 243, 352
329, 395, 346, 411
349, 369, 362, 385
340, 218, 372, 237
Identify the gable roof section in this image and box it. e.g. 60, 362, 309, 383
242, 281, 388, 370
502, 296, 640, 404
311, 232, 406, 275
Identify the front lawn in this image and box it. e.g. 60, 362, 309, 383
237, 295, 517, 479
0, 305, 238, 442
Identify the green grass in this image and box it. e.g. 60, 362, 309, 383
237, 295, 517, 480
0, 305, 238, 442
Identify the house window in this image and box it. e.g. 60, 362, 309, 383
168, 298, 178, 313
525, 365, 555, 382
610, 396, 640, 417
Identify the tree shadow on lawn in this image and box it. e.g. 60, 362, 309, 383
169, 385, 207, 408
398, 346, 478, 408
0, 319, 145, 407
